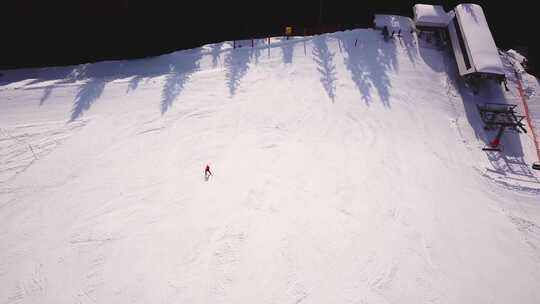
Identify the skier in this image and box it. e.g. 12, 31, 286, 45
204, 164, 212, 179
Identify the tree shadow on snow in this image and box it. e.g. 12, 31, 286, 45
127, 74, 144, 93
277, 37, 294, 65
251, 42, 262, 65
340, 30, 397, 107
209, 42, 226, 68
387, 15, 419, 66
39, 86, 54, 106
397, 32, 419, 67
70, 78, 106, 122
224, 46, 253, 97
1, 47, 207, 118
313, 36, 338, 102
340, 36, 372, 105
160, 50, 203, 114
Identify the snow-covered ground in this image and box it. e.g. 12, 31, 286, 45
1, 28, 540, 304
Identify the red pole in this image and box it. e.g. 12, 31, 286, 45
515, 70, 540, 162
490, 138, 500, 148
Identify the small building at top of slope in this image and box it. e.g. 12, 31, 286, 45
411, 4, 451, 49
413, 4, 450, 29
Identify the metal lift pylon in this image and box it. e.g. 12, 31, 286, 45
476, 103, 527, 152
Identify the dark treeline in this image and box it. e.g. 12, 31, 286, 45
1, 1, 537, 74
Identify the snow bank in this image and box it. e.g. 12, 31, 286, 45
507, 49, 527, 74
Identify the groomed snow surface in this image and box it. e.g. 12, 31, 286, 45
1, 29, 540, 304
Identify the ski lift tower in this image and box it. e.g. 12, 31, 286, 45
477, 103, 527, 151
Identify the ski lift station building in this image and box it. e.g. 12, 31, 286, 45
414, 3, 505, 80
413, 4, 450, 30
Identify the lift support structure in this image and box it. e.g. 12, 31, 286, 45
477, 103, 527, 152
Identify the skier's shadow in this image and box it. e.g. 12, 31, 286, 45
204, 174, 211, 182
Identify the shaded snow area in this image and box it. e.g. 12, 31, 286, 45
1, 29, 540, 304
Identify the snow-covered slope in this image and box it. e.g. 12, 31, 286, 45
1, 28, 540, 304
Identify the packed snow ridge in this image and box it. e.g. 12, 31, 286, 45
1, 26, 540, 304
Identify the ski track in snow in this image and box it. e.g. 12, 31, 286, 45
0, 120, 86, 185
1, 28, 540, 304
